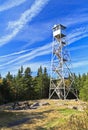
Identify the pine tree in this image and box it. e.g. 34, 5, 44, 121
42, 67, 49, 98
79, 79, 88, 101
23, 67, 34, 99
34, 66, 50, 99
35, 66, 43, 99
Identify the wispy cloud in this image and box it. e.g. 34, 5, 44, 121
0, 42, 52, 68
73, 60, 88, 68
0, 0, 27, 12
70, 45, 88, 51
15, 43, 51, 65
60, 7, 88, 27
0, 61, 49, 77
0, 0, 88, 77
0, 0, 50, 47
0, 49, 30, 58
20, 23, 52, 49
57, 9, 88, 45
64, 13, 88, 27
67, 26, 88, 44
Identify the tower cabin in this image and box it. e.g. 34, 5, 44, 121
53, 24, 66, 40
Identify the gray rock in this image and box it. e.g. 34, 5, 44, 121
30, 102, 40, 109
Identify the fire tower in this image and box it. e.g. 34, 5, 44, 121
49, 24, 78, 99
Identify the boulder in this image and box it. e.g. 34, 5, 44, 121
30, 102, 40, 109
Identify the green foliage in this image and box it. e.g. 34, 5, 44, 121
68, 111, 88, 130
58, 108, 78, 116
73, 73, 88, 101
0, 66, 50, 104
34, 66, 49, 99
79, 80, 88, 101
73, 73, 82, 91
0, 65, 88, 104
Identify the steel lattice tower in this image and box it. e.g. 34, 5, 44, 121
49, 24, 78, 99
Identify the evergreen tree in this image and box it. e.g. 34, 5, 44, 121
37, 66, 42, 77
5, 72, 15, 102
14, 66, 24, 101
35, 66, 43, 99
1, 78, 11, 103
79, 79, 88, 101
34, 66, 50, 99
23, 67, 34, 100
42, 67, 49, 98
1, 65, 88, 102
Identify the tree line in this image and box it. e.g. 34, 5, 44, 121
0, 66, 88, 104
73, 73, 88, 101
0, 66, 49, 104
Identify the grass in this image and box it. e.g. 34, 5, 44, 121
0, 99, 87, 130
46, 108, 79, 129
58, 108, 78, 116
0, 110, 29, 129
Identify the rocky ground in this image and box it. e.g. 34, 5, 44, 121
0, 99, 87, 111
0, 99, 87, 130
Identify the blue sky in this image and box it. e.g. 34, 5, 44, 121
0, 0, 88, 77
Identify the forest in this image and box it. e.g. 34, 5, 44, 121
0, 66, 88, 104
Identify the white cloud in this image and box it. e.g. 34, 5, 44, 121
73, 60, 88, 68
65, 14, 88, 27
19, 23, 52, 49
67, 26, 88, 44
59, 7, 88, 26
0, 0, 50, 47
1, 1, 88, 76
0, 49, 31, 58
15, 43, 51, 64
70, 45, 88, 51
0, 42, 52, 68
0, 42, 51, 77
55, 10, 88, 45
0, 61, 49, 77
0, 0, 27, 12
